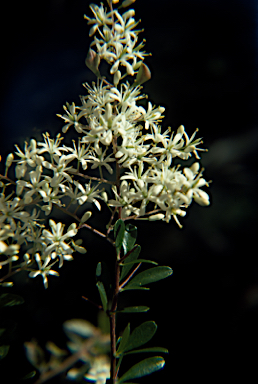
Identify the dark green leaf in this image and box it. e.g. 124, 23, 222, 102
120, 245, 141, 282
122, 224, 137, 254
118, 306, 149, 313
0, 293, 24, 307
124, 266, 173, 290
116, 323, 130, 356
95, 262, 111, 299
114, 219, 125, 254
120, 259, 158, 266
96, 281, 108, 312
125, 321, 157, 352
121, 286, 150, 291
0, 345, 10, 359
125, 347, 169, 355
21, 371, 37, 380
118, 356, 165, 383
96, 262, 102, 278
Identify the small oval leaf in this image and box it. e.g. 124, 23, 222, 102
116, 323, 130, 356
125, 347, 169, 355
96, 281, 108, 312
114, 219, 126, 254
96, 262, 102, 278
118, 356, 165, 383
125, 266, 173, 289
125, 321, 157, 352
120, 245, 141, 282
118, 306, 149, 313
120, 259, 158, 267
21, 371, 37, 380
122, 224, 137, 254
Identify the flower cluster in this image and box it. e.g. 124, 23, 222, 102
84, 0, 147, 84
0, 0, 210, 288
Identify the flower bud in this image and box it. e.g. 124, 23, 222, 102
80, 211, 92, 223
148, 213, 165, 221
122, 0, 136, 7
122, 9, 135, 20
110, 60, 120, 75
101, 191, 108, 203
190, 162, 200, 174
177, 125, 185, 134
5, 153, 14, 168
113, 70, 121, 86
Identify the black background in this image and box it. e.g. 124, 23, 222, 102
0, 0, 258, 382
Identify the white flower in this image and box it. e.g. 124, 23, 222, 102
87, 147, 116, 174
64, 140, 91, 170
81, 80, 114, 111
16, 165, 48, 204
14, 139, 42, 166
29, 253, 59, 289
137, 102, 165, 130
38, 183, 63, 215
42, 220, 77, 267
108, 181, 141, 218
183, 163, 210, 206
84, 3, 113, 35
38, 132, 67, 156
42, 155, 74, 187
0, 225, 20, 258
57, 102, 87, 134
0, 195, 29, 229
73, 181, 103, 210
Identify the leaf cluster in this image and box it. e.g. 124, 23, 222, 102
95, 219, 172, 382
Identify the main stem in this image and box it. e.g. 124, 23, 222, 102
110, 252, 120, 383
109, 108, 121, 383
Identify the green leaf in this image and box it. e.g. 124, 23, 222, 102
96, 281, 108, 312
120, 245, 141, 282
118, 356, 165, 383
122, 224, 137, 254
114, 219, 125, 254
125, 321, 157, 352
116, 323, 130, 356
124, 266, 173, 290
121, 286, 150, 291
120, 259, 158, 266
0, 293, 24, 307
125, 347, 169, 355
0, 345, 10, 359
96, 262, 111, 299
21, 371, 37, 380
96, 262, 102, 278
118, 306, 149, 313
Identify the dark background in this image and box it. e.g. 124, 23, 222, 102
0, 0, 258, 382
